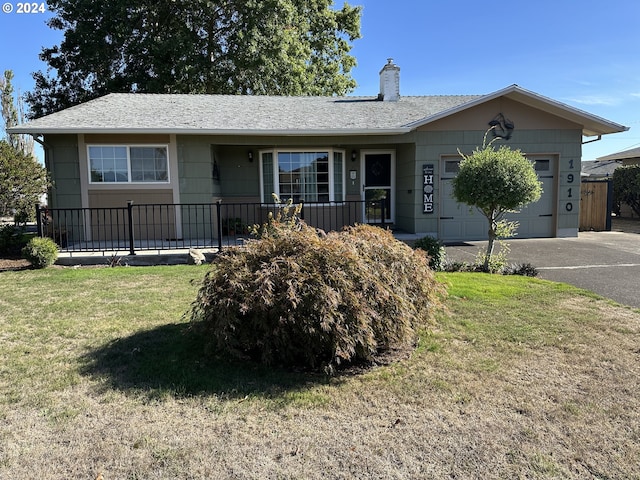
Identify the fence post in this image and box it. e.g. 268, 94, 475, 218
35, 204, 43, 237
299, 199, 305, 221
606, 179, 614, 231
127, 201, 136, 255
216, 199, 223, 252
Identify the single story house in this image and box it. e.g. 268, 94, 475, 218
596, 146, 640, 166
594, 146, 640, 218
10, 59, 628, 249
581, 160, 621, 180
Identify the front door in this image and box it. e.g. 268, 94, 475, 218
362, 152, 394, 224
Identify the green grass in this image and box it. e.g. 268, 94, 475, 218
435, 272, 602, 348
0, 266, 638, 478
0, 265, 328, 408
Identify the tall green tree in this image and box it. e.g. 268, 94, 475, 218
1, 71, 34, 156
452, 132, 542, 270
613, 164, 640, 217
1, 71, 48, 222
26, 0, 362, 118
0, 141, 49, 221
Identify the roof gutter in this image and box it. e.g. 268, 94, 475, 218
7, 127, 412, 137
31, 134, 51, 150
582, 135, 602, 145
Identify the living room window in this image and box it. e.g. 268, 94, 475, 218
260, 149, 344, 203
88, 145, 169, 183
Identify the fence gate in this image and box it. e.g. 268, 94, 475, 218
580, 180, 612, 231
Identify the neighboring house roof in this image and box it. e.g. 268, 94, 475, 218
596, 146, 640, 162
10, 85, 628, 137
581, 160, 621, 178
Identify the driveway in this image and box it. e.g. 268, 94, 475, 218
443, 229, 640, 309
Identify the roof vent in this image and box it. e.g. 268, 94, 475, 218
379, 58, 400, 102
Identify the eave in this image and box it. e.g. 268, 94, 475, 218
7, 127, 412, 137
404, 85, 629, 137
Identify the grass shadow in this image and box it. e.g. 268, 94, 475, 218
81, 322, 332, 401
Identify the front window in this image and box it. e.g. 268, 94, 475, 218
260, 149, 344, 203
88, 145, 169, 183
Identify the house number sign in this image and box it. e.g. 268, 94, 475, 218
423, 163, 434, 214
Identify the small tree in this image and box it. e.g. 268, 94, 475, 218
0, 140, 49, 222
452, 132, 542, 270
613, 164, 640, 217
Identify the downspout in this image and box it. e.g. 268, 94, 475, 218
582, 135, 602, 145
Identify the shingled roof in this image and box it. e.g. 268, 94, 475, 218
10, 85, 628, 137
12, 93, 479, 135
597, 146, 640, 162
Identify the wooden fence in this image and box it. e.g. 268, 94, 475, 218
580, 180, 612, 231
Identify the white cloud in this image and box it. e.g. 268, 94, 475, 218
565, 95, 621, 106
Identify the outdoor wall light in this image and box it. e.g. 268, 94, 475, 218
248, 151, 254, 162
351, 150, 357, 162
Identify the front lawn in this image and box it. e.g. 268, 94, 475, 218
0, 266, 638, 479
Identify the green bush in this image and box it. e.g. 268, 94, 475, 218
190, 223, 444, 373
613, 165, 640, 217
22, 237, 59, 268
0, 224, 32, 257
413, 235, 446, 270
503, 263, 539, 277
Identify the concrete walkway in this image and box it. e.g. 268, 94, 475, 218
444, 219, 640, 309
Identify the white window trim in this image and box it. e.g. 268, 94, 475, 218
87, 144, 171, 184
259, 148, 346, 204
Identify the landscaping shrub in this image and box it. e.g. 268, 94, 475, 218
413, 235, 446, 270
22, 236, 58, 268
0, 224, 32, 257
190, 223, 443, 373
503, 263, 539, 277
441, 260, 471, 272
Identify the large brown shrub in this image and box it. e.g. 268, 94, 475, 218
190, 223, 443, 372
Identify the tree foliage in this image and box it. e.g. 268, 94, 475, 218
452, 133, 542, 270
27, 0, 362, 118
613, 164, 640, 217
1, 70, 34, 156
1, 71, 48, 222
0, 141, 49, 221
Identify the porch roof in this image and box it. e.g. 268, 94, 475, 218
10, 85, 627, 137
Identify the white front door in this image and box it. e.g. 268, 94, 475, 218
361, 151, 395, 224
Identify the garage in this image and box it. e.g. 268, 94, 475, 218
439, 156, 556, 242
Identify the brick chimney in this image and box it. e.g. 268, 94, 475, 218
379, 58, 400, 102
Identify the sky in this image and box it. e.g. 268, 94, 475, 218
1, 0, 639, 162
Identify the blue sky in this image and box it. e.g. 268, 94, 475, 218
1, 0, 639, 161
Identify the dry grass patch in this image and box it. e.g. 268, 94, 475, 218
0, 268, 638, 479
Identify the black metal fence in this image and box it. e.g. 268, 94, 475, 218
36, 200, 388, 254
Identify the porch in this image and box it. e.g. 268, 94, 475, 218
37, 200, 393, 256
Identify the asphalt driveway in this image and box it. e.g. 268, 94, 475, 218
444, 230, 640, 309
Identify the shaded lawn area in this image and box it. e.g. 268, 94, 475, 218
0, 266, 638, 479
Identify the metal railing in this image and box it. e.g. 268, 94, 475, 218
36, 200, 388, 254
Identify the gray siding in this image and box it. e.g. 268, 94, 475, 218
395, 143, 416, 233
410, 129, 582, 237
177, 137, 216, 204
44, 135, 81, 209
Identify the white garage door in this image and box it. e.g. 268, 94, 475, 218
439, 156, 556, 242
